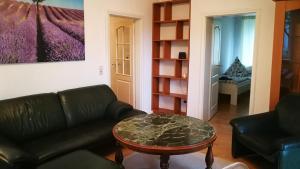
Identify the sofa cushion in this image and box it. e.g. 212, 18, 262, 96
38, 150, 123, 169
276, 94, 300, 136
0, 93, 66, 143
238, 131, 290, 155
58, 85, 117, 127
22, 119, 116, 162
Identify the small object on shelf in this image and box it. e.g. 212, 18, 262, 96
179, 52, 186, 59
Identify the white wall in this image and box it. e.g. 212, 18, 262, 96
0, 0, 276, 118
0, 0, 152, 112
187, 0, 275, 119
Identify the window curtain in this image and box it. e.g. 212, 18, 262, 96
212, 25, 221, 65
239, 16, 256, 67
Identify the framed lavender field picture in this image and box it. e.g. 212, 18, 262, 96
0, 0, 84, 64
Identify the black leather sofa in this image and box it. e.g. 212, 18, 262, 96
0, 85, 145, 169
230, 94, 300, 169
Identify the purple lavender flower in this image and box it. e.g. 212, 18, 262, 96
0, 0, 85, 64
44, 6, 84, 43
38, 6, 84, 61
0, 3, 37, 63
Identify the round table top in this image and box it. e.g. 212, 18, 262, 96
113, 114, 216, 155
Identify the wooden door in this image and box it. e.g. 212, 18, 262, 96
110, 16, 134, 105
205, 17, 218, 119
270, 1, 300, 110
209, 24, 221, 119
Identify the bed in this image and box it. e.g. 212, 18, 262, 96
219, 58, 251, 105
219, 77, 251, 105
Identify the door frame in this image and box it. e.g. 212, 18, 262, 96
107, 11, 143, 108
201, 9, 261, 120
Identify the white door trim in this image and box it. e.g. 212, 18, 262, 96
106, 11, 144, 109
196, 8, 261, 120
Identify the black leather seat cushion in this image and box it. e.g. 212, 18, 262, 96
38, 150, 123, 169
22, 120, 116, 162
239, 131, 290, 155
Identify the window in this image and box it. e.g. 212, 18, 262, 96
212, 25, 221, 65
240, 16, 256, 67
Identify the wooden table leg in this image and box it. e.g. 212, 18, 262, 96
115, 142, 124, 166
160, 155, 170, 169
205, 144, 214, 169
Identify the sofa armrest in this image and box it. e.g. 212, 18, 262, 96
230, 112, 277, 134
0, 135, 36, 168
276, 137, 300, 151
118, 109, 147, 121
106, 101, 134, 121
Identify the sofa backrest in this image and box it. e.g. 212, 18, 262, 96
58, 85, 117, 127
0, 93, 67, 143
276, 94, 300, 136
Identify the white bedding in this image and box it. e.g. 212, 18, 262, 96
219, 77, 251, 105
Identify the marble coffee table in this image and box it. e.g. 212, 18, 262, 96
112, 114, 216, 169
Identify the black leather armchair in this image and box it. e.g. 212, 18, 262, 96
230, 94, 300, 169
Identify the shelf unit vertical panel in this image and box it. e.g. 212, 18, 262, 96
163, 41, 171, 59
183, 22, 190, 40
153, 4, 161, 21
176, 21, 184, 39
162, 78, 170, 93
153, 23, 161, 41
174, 98, 181, 114
152, 94, 159, 110
164, 2, 172, 21
152, 59, 160, 76
152, 77, 159, 93
153, 41, 160, 58
174, 60, 182, 77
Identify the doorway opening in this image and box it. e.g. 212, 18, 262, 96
109, 15, 136, 106
208, 13, 256, 120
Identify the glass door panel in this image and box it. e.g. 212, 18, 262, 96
123, 27, 130, 44
124, 45, 130, 60
124, 60, 130, 75
117, 59, 123, 74
117, 45, 123, 59
116, 26, 131, 76
117, 28, 124, 44
280, 9, 300, 98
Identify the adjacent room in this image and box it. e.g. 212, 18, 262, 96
208, 13, 256, 121
0, 0, 299, 169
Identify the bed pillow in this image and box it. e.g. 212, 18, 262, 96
224, 58, 249, 77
